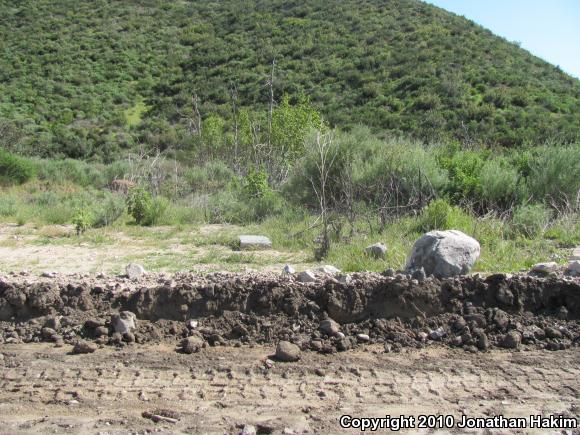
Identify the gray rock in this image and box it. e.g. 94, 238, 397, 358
275, 341, 301, 362
365, 243, 387, 259
557, 306, 568, 320
530, 262, 558, 274
406, 230, 480, 278
566, 260, 580, 275
45, 316, 61, 330
41, 271, 57, 278
94, 326, 109, 337
125, 263, 145, 280
544, 327, 562, 339
282, 264, 295, 274
239, 235, 272, 250
411, 267, 427, 282
383, 268, 395, 277
319, 319, 340, 336
356, 333, 370, 343
111, 311, 136, 334
429, 327, 446, 341
239, 425, 257, 435
571, 247, 580, 261
297, 270, 317, 283
317, 265, 341, 275
72, 340, 98, 354
501, 331, 521, 349
337, 274, 352, 285
181, 336, 204, 354
186, 319, 199, 329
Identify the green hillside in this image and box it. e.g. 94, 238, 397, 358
0, 0, 579, 160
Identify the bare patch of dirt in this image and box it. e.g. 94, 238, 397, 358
0, 343, 578, 434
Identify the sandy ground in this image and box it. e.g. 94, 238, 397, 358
0, 223, 311, 275
0, 343, 578, 434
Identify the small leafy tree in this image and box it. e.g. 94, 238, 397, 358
126, 186, 153, 225
244, 167, 269, 198
72, 208, 93, 236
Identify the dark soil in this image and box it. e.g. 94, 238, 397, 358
1, 271, 579, 354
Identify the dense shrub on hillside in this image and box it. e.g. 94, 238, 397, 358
525, 145, 580, 209
0, 148, 35, 184
1, 0, 578, 159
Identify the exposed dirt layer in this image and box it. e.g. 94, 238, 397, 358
1, 271, 579, 354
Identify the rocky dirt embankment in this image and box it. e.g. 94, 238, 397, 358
0, 271, 578, 354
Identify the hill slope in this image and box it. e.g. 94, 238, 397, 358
0, 0, 579, 159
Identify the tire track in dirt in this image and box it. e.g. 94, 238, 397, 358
0, 344, 578, 434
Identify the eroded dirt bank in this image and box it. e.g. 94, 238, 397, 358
1, 271, 579, 353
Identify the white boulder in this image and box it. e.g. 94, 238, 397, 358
406, 230, 480, 278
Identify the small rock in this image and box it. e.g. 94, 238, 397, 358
239, 425, 257, 435
319, 319, 340, 336
566, 260, 580, 275
365, 243, 387, 259
264, 359, 275, 369
94, 326, 109, 337
464, 314, 487, 328
501, 331, 522, 349
411, 267, 427, 282
45, 316, 61, 330
317, 265, 341, 275
125, 263, 145, 280
297, 270, 317, 283
41, 327, 57, 340
186, 319, 199, 329
383, 268, 395, 277
123, 332, 135, 343
356, 334, 370, 343
275, 341, 301, 362
181, 336, 204, 354
72, 340, 98, 354
41, 271, 57, 278
84, 319, 105, 329
544, 327, 562, 339
557, 306, 568, 320
475, 331, 489, 351
337, 274, 351, 285
239, 235, 272, 250
429, 327, 445, 341
530, 262, 558, 274
336, 331, 346, 339
417, 331, 428, 342
282, 264, 295, 274
314, 368, 325, 377
111, 311, 136, 334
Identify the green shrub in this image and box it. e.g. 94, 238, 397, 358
477, 157, 521, 209
438, 148, 485, 203
511, 203, 552, 238
72, 208, 93, 235
244, 167, 269, 198
0, 196, 17, 217
525, 145, 580, 208
92, 194, 125, 228
126, 186, 153, 225
40, 204, 74, 225
143, 196, 168, 226
417, 198, 473, 232
0, 148, 35, 184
